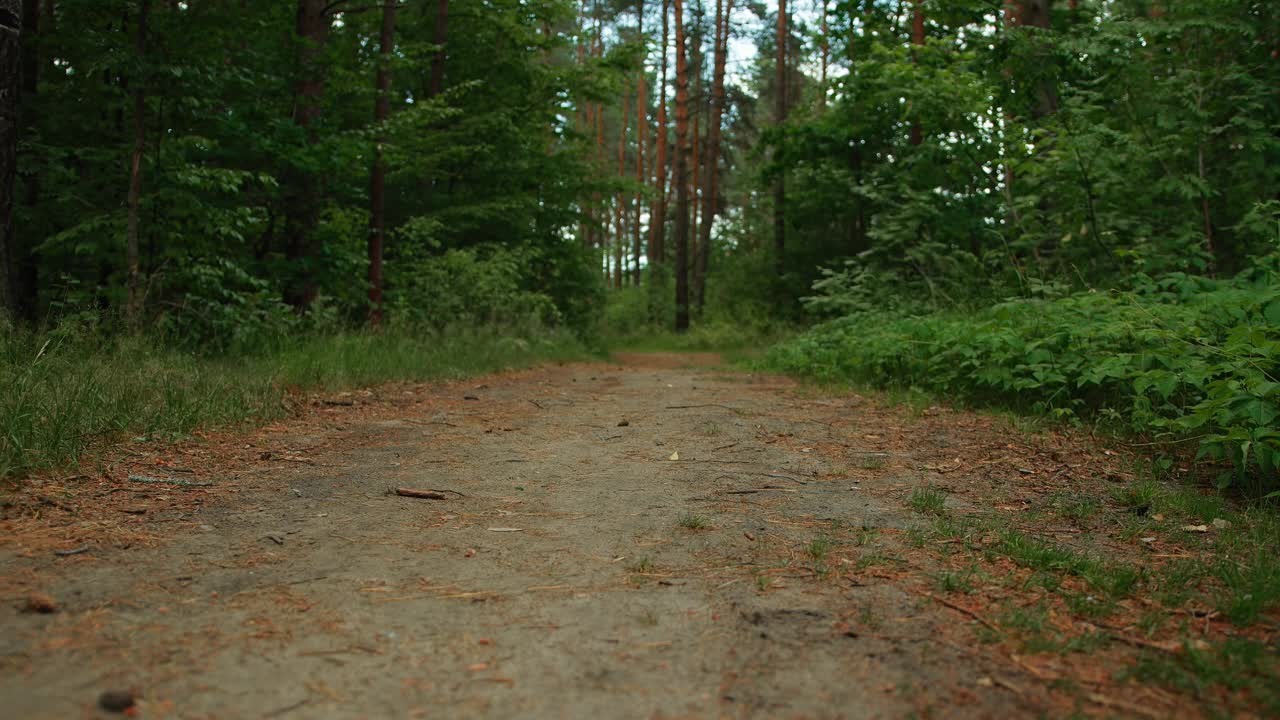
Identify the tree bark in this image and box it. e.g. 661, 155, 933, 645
0, 0, 21, 323
633, 0, 645, 284
284, 0, 330, 310
616, 91, 628, 289
909, 0, 923, 145
672, 0, 691, 331
649, 0, 669, 267
368, 0, 396, 327
428, 0, 448, 97
125, 0, 150, 324
772, 0, 786, 263
818, 0, 827, 111
5, 0, 37, 323
694, 0, 730, 313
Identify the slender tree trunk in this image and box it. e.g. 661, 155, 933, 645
368, 0, 396, 327
576, 10, 589, 248
633, 0, 645, 285
690, 110, 699, 249
592, 12, 604, 263
616, 92, 627, 289
428, 0, 448, 97
909, 0, 923, 145
672, 0, 691, 331
284, 0, 329, 310
773, 0, 786, 264
125, 0, 150, 324
0, 0, 21, 323
818, 0, 827, 111
649, 0, 669, 268
694, 0, 730, 314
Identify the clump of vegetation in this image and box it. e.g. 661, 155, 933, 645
0, 320, 588, 482
677, 513, 711, 530
908, 487, 948, 516
767, 276, 1280, 496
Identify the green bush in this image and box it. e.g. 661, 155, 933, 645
765, 273, 1280, 495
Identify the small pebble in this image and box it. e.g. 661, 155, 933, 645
98, 690, 136, 713
22, 592, 58, 614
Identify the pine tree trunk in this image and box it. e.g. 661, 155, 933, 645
909, 0, 923, 145
368, 0, 396, 327
818, 0, 827, 111
633, 0, 645, 285
694, 0, 730, 314
125, 0, 150, 325
616, 92, 627, 289
673, 0, 691, 331
428, 0, 448, 97
772, 0, 786, 264
0, 0, 21, 323
649, 0, 669, 268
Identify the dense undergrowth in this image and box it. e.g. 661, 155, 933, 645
765, 271, 1280, 497
0, 319, 590, 483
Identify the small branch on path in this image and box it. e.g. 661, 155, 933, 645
918, 591, 1001, 633
393, 488, 467, 500
263, 698, 310, 718
54, 546, 90, 557
128, 475, 214, 487
665, 404, 739, 411
403, 419, 458, 428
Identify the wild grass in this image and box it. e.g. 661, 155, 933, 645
0, 321, 590, 483
677, 512, 711, 530
908, 487, 948, 516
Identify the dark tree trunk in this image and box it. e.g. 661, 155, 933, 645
909, 0, 923, 145
693, 0, 730, 313
428, 0, 448, 97
772, 0, 786, 264
5, 0, 37, 323
125, 0, 150, 324
284, 0, 329, 310
368, 0, 397, 327
672, 0, 690, 331
0, 0, 21, 323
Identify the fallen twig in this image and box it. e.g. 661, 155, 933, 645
35, 494, 77, 513
261, 696, 308, 712
54, 546, 90, 557
918, 591, 1001, 634
393, 488, 449, 500
128, 475, 214, 487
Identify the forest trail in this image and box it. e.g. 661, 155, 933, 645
2, 354, 1184, 718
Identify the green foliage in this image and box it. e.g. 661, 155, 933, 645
767, 272, 1280, 495
13, 0, 608, 334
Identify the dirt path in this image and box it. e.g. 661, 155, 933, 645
0, 354, 1226, 718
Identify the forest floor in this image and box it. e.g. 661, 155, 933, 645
1, 353, 1275, 719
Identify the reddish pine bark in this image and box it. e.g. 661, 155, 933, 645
649, 0, 670, 268
672, 0, 691, 331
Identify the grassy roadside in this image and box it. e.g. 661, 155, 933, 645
0, 323, 593, 483
753, 330, 1280, 715
898, 480, 1280, 715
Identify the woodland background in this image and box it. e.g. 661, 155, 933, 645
0, 0, 1277, 495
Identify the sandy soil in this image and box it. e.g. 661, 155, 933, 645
0, 354, 1196, 718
